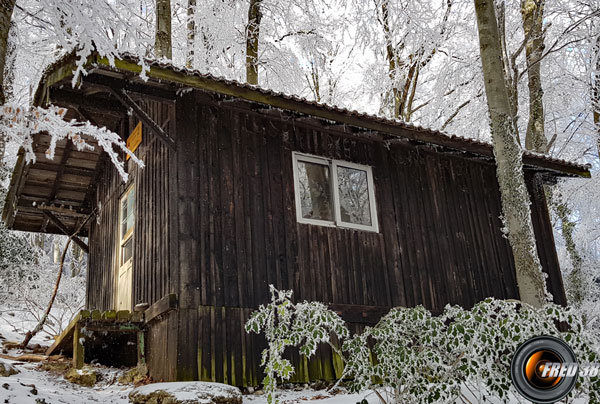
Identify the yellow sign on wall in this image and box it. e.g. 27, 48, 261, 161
126, 122, 142, 160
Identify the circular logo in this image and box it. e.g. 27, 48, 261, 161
511, 336, 578, 404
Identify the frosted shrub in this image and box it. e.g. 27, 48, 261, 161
245, 286, 349, 404
343, 299, 600, 403
247, 291, 600, 403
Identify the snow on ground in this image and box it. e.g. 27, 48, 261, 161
0, 359, 131, 403
0, 305, 378, 404
0, 358, 378, 404
0, 308, 590, 404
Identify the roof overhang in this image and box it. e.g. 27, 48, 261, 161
2, 51, 592, 235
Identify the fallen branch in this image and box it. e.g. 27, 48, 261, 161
0, 353, 49, 362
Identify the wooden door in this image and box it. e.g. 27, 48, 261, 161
117, 185, 135, 311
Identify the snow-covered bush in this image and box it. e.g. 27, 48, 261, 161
245, 286, 348, 404
343, 299, 600, 403
247, 288, 600, 403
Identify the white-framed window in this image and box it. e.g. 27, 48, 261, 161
119, 185, 135, 266
292, 152, 379, 232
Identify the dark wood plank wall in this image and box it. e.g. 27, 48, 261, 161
526, 173, 567, 305
86, 156, 120, 310
87, 99, 176, 311
188, 95, 521, 313
131, 100, 176, 307
86, 90, 566, 386
181, 92, 544, 385
86, 97, 179, 383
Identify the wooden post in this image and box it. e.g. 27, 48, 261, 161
137, 330, 146, 366
73, 324, 84, 369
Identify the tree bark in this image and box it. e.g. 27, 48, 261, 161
246, 0, 263, 85
592, 35, 600, 158
546, 189, 584, 306
0, 0, 14, 106
186, 0, 196, 68
155, 0, 172, 59
521, 0, 547, 152
0, 0, 15, 161
380, 0, 401, 118
474, 0, 546, 307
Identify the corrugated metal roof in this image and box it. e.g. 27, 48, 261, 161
111, 53, 590, 175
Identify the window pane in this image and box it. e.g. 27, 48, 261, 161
297, 160, 333, 221
128, 189, 135, 214
121, 238, 133, 264
121, 189, 135, 238
337, 166, 372, 226
121, 220, 128, 238
121, 199, 128, 224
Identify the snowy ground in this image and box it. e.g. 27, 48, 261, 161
0, 307, 590, 404
0, 357, 378, 404
0, 304, 379, 404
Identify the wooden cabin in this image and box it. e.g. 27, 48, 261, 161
2, 52, 591, 385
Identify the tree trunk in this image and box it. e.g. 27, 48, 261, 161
0, 0, 14, 106
246, 0, 262, 85
592, 35, 600, 158
0, 0, 15, 161
474, 0, 546, 307
546, 189, 584, 306
521, 0, 547, 152
155, 0, 172, 59
381, 0, 401, 119
186, 0, 196, 68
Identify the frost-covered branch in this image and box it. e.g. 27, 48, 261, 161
245, 285, 348, 404
0, 103, 143, 181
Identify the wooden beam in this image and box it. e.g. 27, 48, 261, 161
42, 211, 89, 253
144, 294, 178, 324
50, 89, 126, 117
47, 141, 73, 204
31, 163, 97, 178
82, 73, 177, 102
108, 88, 176, 150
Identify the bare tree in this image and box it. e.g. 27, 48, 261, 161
474, 0, 546, 307
246, 0, 263, 85
155, 0, 172, 59
378, 0, 452, 120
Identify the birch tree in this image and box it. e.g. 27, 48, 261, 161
474, 0, 547, 307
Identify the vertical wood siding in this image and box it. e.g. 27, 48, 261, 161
85, 99, 178, 383
180, 93, 546, 385
87, 99, 175, 311
188, 98, 521, 314
85, 90, 566, 386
